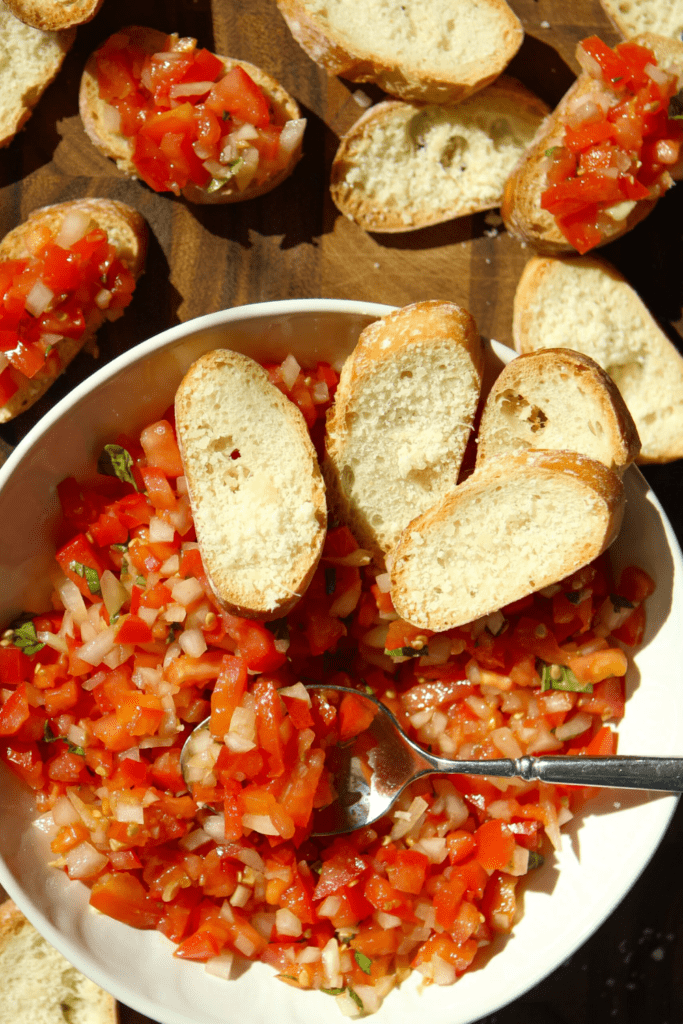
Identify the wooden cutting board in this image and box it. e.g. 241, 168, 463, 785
1, 0, 682, 464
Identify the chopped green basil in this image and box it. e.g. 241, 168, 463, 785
11, 616, 45, 655
539, 661, 593, 694
545, 146, 560, 158
69, 561, 101, 596
347, 989, 364, 1010
206, 177, 226, 193
527, 850, 545, 870
385, 646, 421, 658
325, 566, 337, 595
321, 988, 346, 996
565, 590, 584, 605
43, 722, 85, 756
669, 92, 683, 118
97, 443, 138, 490
610, 593, 635, 611
111, 542, 128, 553
353, 950, 372, 975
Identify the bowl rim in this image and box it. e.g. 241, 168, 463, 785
0, 298, 681, 1024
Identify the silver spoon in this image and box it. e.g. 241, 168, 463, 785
181, 685, 683, 837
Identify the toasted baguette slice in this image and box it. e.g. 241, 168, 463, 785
0, 198, 147, 423
390, 449, 624, 631
330, 78, 548, 232
600, 0, 683, 42
3, 0, 101, 30
513, 254, 683, 463
324, 301, 483, 564
275, 0, 523, 104
79, 26, 304, 205
0, 899, 117, 1024
476, 348, 641, 473
0, 1, 74, 148
175, 349, 326, 619
501, 33, 683, 254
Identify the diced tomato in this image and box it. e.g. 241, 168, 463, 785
90, 873, 163, 929
210, 654, 248, 737
0, 682, 29, 735
474, 820, 516, 872
205, 66, 271, 127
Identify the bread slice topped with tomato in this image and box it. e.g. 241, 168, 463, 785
0, 198, 147, 422
502, 33, 683, 255
175, 349, 327, 619
79, 26, 306, 204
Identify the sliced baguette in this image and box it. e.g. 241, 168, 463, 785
79, 26, 304, 205
0, 899, 117, 1024
600, 0, 683, 42
476, 347, 641, 473
501, 33, 683, 254
0, 1, 74, 148
275, 0, 523, 104
513, 254, 683, 463
390, 449, 625, 631
175, 349, 326, 619
0, 198, 147, 423
3, 0, 101, 30
330, 78, 549, 232
324, 300, 483, 564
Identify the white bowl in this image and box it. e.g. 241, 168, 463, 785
0, 299, 681, 1024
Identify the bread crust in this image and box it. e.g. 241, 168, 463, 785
274, 0, 523, 104
3, 0, 102, 31
501, 33, 683, 254
0, 198, 147, 423
324, 300, 483, 563
390, 449, 625, 630
175, 349, 327, 620
476, 347, 641, 473
330, 78, 549, 232
79, 26, 303, 205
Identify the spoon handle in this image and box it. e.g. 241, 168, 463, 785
441, 755, 683, 792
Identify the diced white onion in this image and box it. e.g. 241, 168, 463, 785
329, 575, 361, 617
55, 210, 93, 248
65, 842, 109, 879
77, 625, 118, 666
95, 289, 112, 310
374, 910, 401, 929
317, 895, 342, 918
101, 569, 128, 621
36, 630, 68, 654
205, 952, 234, 980
169, 80, 214, 98
554, 711, 593, 741
32, 811, 59, 837
230, 122, 259, 142
172, 576, 204, 606
111, 792, 145, 824
179, 627, 207, 659
278, 682, 311, 705
645, 61, 669, 87
233, 147, 259, 191
278, 118, 306, 158
56, 576, 88, 625
322, 937, 342, 988
25, 280, 54, 317
279, 353, 301, 390
375, 572, 391, 593
53, 795, 82, 826
241, 814, 279, 835
236, 847, 266, 873
204, 814, 226, 842
419, 634, 451, 665
576, 44, 603, 80
275, 908, 303, 937
149, 516, 175, 543
312, 380, 329, 404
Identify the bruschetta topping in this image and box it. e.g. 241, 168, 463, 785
540, 36, 683, 253
0, 216, 136, 408
92, 30, 305, 196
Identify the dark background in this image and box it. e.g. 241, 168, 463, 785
0, 0, 682, 1022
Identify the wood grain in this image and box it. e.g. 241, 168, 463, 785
0, 2, 682, 1023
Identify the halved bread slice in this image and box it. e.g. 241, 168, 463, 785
476, 348, 641, 473
501, 33, 683, 254
0, 1, 74, 148
513, 254, 683, 463
275, 0, 523, 104
3, 0, 102, 30
324, 300, 483, 564
79, 26, 304, 205
175, 349, 326, 620
0, 198, 147, 422
0, 899, 117, 1024
330, 77, 549, 232
600, 0, 683, 42
390, 449, 625, 631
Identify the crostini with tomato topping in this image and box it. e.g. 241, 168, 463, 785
502, 33, 683, 254
79, 26, 306, 204
0, 198, 146, 422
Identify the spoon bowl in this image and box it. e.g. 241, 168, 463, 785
181, 685, 683, 836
